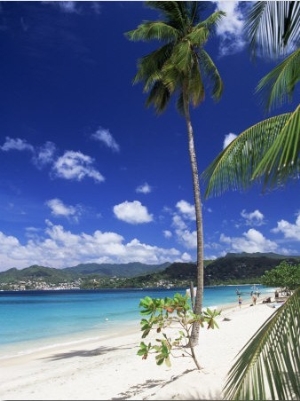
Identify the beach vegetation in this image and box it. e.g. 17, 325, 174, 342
261, 261, 300, 292
125, 1, 225, 346
137, 293, 220, 370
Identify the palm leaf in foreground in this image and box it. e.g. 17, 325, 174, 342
202, 106, 300, 197
223, 287, 300, 400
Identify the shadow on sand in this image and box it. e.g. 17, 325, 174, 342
113, 368, 223, 400
43, 345, 131, 361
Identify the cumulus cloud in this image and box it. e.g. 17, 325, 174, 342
241, 209, 265, 226
176, 200, 195, 220
52, 151, 105, 183
1, 136, 105, 183
113, 200, 153, 224
172, 213, 197, 249
167, 200, 197, 249
272, 212, 300, 240
136, 182, 152, 194
91, 127, 120, 152
0, 221, 184, 270
0, 137, 34, 152
223, 132, 237, 149
220, 228, 278, 253
45, 198, 82, 222
212, 1, 248, 56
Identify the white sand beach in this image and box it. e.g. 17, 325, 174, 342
0, 300, 277, 400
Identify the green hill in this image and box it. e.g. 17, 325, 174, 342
1, 253, 299, 289
63, 262, 170, 278
0, 265, 76, 284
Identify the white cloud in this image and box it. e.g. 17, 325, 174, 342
113, 200, 153, 224
91, 127, 120, 152
176, 200, 195, 220
213, 1, 248, 56
177, 229, 197, 249
163, 230, 172, 239
172, 214, 187, 231
0, 221, 185, 270
172, 214, 196, 249
52, 150, 105, 183
33, 141, 56, 168
272, 213, 300, 240
223, 132, 237, 149
220, 228, 278, 253
46, 198, 81, 222
0, 137, 34, 152
136, 182, 152, 194
241, 209, 265, 226
181, 252, 193, 262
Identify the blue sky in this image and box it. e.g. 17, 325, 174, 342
0, 1, 299, 272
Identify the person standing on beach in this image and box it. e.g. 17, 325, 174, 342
252, 294, 257, 305
238, 295, 242, 308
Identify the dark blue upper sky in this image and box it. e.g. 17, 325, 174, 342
0, 1, 299, 271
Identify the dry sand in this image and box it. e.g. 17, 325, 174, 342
0, 300, 277, 400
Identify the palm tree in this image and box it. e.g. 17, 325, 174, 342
125, 1, 225, 346
200, 1, 300, 398
202, 1, 300, 196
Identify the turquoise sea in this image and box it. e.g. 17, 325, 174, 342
0, 285, 274, 358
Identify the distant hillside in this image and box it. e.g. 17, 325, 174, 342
204, 253, 300, 284
0, 262, 171, 284
117, 253, 300, 288
0, 265, 76, 284
63, 262, 171, 278
1, 253, 299, 289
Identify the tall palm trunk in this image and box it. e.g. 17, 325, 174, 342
183, 91, 204, 347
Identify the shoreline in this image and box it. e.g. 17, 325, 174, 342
0, 300, 277, 400
0, 286, 273, 360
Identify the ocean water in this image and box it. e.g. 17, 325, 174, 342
0, 285, 273, 357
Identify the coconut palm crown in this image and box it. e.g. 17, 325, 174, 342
125, 1, 225, 345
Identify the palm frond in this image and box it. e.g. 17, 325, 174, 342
133, 44, 174, 90
145, 1, 185, 28
189, 55, 205, 107
187, 11, 226, 47
198, 49, 223, 101
125, 21, 178, 43
256, 49, 300, 111
186, 25, 209, 46
253, 104, 300, 187
202, 112, 293, 198
196, 10, 226, 33
223, 287, 300, 400
146, 81, 171, 114
245, 1, 300, 60
168, 40, 193, 72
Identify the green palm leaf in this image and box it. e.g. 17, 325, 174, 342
198, 49, 223, 101
223, 287, 300, 400
257, 49, 300, 111
202, 111, 296, 197
245, 2, 300, 59
253, 104, 300, 187
125, 21, 178, 42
